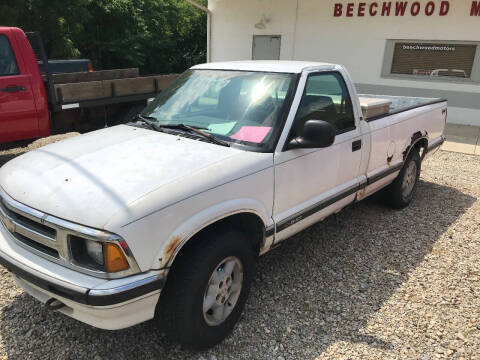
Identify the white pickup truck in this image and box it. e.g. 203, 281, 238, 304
0, 61, 446, 349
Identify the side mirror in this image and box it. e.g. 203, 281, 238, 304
287, 120, 336, 150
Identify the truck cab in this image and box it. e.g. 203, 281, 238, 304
0, 27, 49, 143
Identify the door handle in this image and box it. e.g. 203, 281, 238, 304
1, 86, 26, 93
352, 140, 362, 152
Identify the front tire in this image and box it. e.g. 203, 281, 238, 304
157, 229, 256, 350
386, 149, 421, 209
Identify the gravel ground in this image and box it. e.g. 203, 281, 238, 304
0, 133, 79, 167
0, 135, 479, 360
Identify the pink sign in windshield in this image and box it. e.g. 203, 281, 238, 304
230, 126, 271, 143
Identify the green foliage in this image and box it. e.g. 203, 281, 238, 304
0, 0, 207, 74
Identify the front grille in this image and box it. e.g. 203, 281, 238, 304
1, 200, 56, 238
0, 199, 58, 259
13, 212, 56, 238
0, 189, 140, 279
13, 232, 60, 258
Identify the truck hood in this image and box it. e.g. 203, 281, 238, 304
0, 125, 267, 229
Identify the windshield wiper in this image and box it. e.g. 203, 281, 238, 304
137, 114, 157, 121
156, 123, 231, 147
130, 114, 160, 130
133, 114, 158, 124
132, 117, 231, 147
157, 123, 209, 130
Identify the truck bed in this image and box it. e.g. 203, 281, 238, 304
358, 94, 446, 121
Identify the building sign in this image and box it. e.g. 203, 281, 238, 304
402, 44, 455, 51
472, 1, 480, 15
333, 1, 480, 17
390, 42, 477, 79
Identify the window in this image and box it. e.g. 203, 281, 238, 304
141, 69, 296, 150
383, 40, 479, 81
0, 35, 19, 76
293, 72, 355, 135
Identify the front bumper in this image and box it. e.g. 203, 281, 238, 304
14, 274, 163, 330
0, 221, 167, 329
0, 248, 166, 306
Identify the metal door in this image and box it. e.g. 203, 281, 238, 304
252, 35, 281, 60
0, 31, 39, 143
272, 70, 364, 243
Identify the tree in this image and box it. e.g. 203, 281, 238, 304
0, 0, 207, 74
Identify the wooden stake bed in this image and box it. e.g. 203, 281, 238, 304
50, 69, 178, 110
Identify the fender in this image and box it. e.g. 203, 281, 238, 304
153, 198, 272, 269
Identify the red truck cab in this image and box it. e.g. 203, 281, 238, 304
0, 27, 49, 143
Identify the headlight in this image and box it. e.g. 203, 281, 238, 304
85, 239, 104, 266
69, 235, 130, 273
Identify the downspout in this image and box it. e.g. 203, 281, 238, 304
186, 0, 212, 62
292, 0, 299, 60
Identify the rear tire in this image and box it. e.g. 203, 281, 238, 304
385, 149, 421, 209
157, 229, 256, 350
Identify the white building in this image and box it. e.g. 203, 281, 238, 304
204, 0, 480, 126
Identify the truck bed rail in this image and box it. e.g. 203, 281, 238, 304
53, 74, 178, 111
358, 94, 447, 122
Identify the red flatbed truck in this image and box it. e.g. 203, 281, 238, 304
0, 27, 177, 143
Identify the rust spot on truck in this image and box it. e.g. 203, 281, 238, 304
164, 235, 182, 259
387, 155, 393, 166
356, 188, 367, 201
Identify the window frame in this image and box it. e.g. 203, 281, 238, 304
290, 70, 356, 137
0, 34, 20, 77
381, 39, 480, 84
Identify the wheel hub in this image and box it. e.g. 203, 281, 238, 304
401, 160, 417, 199
203, 256, 243, 326
215, 275, 232, 305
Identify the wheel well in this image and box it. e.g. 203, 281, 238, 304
168, 212, 265, 267
413, 138, 428, 159
404, 132, 428, 160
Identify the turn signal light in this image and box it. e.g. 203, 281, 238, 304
104, 243, 130, 273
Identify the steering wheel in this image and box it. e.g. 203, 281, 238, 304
244, 96, 277, 125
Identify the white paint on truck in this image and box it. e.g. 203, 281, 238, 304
0, 61, 446, 346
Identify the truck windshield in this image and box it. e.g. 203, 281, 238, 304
141, 69, 296, 150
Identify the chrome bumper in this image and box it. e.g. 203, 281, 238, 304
0, 248, 166, 306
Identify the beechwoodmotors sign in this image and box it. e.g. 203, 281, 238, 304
333, 1, 480, 17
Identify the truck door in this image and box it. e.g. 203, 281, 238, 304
0, 30, 39, 143
272, 70, 364, 242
